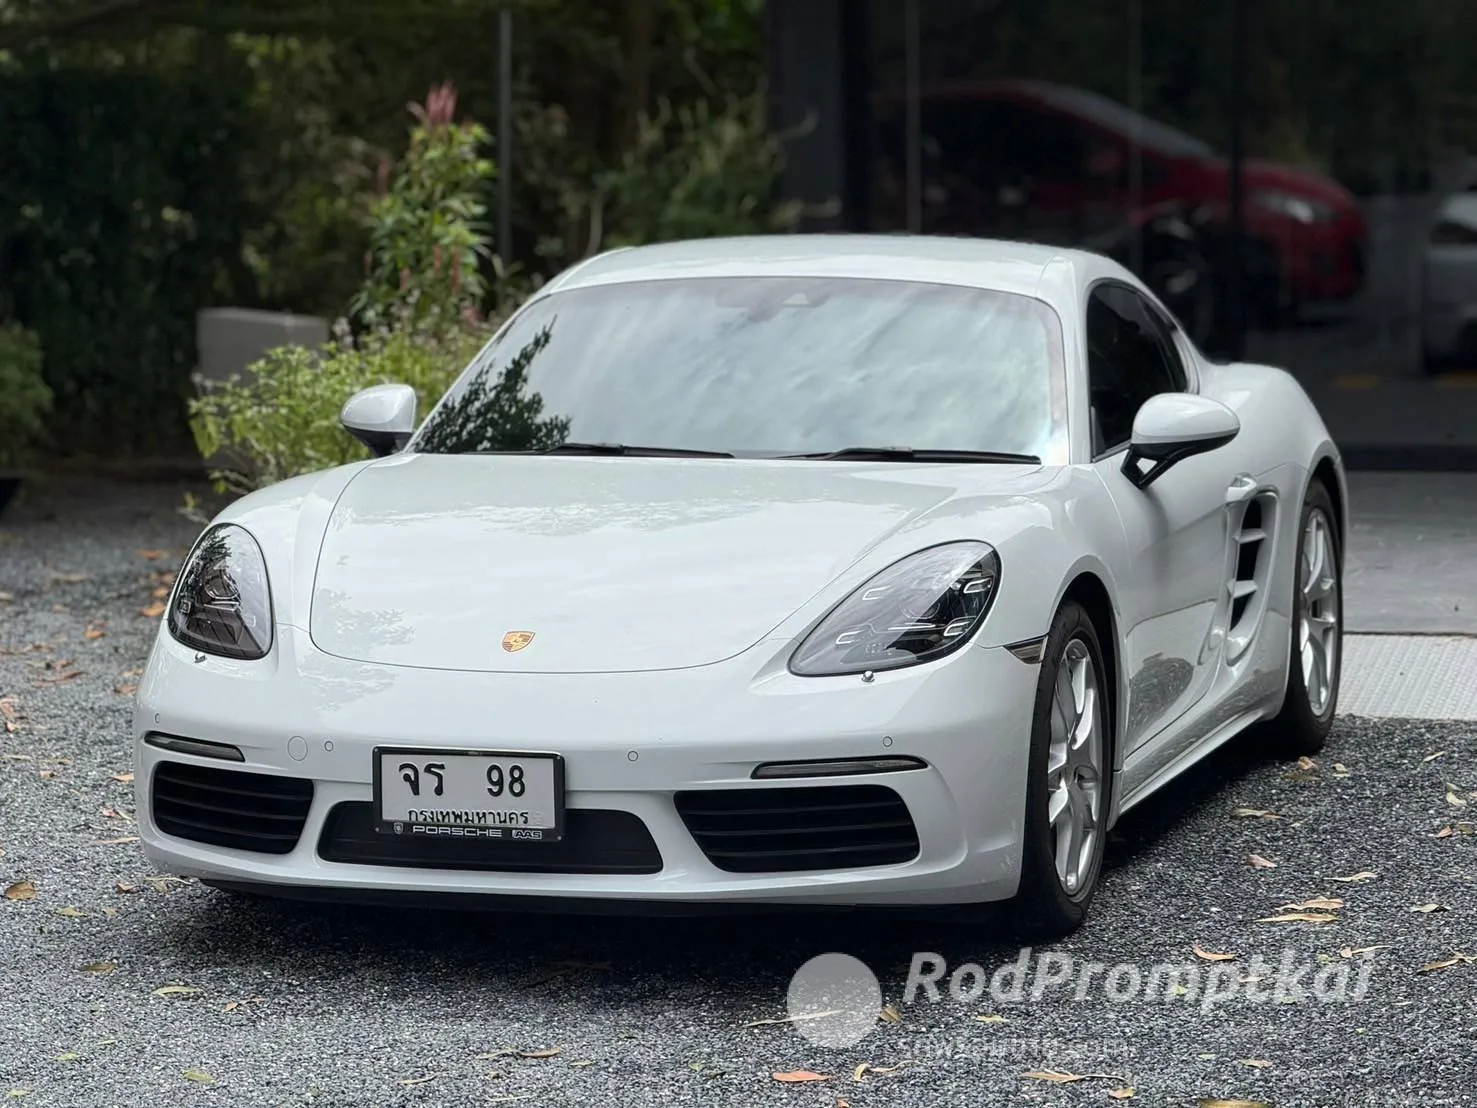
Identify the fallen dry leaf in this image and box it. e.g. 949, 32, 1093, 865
975, 1014, 1008, 1024
49, 571, 91, 584
1247, 854, 1277, 869
1446, 786, 1467, 809
1109, 1090, 1136, 1100
1281, 897, 1343, 911
1339, 945, 1389, 958
517, 1048, 562, 1060
878, 1004, 901, 1023
1232, 807, 1281, 819
111, 772, 134, 784
115, 882, 137, 894
1422, 750, 1447, 763
84, 627, 106, 641
1297, 756, 1317, 771
182, 1071, 215, 1085
852, 1063, 869, 1082
54, 906, 86, 919
773, 1071, 830, 1083
80, 962, 118, 974
96, 836, 140, 846
1193, 944, 1236, 962
33, 669, 85, 687
1410, 903, 1447, 914
139, 601, 166, 619
567, 1060, 594, 1068
115, 684, 139, 697
743, 1010, 843, 1028
1331, 872, 1377, 883
220, 997, 266, 1013
1419, 953, 1476, 974
152, 985, 204, 999
1238, 1059, 1273, 1069
1333, 763, 1351, 777
2, 880, 36, 901
1256, 912, 1338, 924
1021, 1071, 1124, 1084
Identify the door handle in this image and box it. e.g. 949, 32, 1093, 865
1225, 474, 1258, 504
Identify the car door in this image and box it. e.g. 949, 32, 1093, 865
1086, 283, 1243, 754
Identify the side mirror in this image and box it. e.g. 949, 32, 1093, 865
341, 383, 417, 457
1121, 393, 1239, 489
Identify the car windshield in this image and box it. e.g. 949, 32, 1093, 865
410, 275, 1068, 462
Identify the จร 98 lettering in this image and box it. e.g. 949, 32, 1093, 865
397, 760, 526, 798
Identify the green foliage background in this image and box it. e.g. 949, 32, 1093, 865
5, 0, 1477, 461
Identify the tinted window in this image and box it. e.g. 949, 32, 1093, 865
1086, 285, 1185, 452
413, 276, 1070, 462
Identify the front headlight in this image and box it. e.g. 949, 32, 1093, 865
789, 542, 1000, 677
167, 523, 274, 660
1250, 189, 1337, 225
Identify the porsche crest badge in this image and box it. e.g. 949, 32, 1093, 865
501, 631, 535, 653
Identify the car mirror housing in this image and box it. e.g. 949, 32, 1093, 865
341, 383, 417, 457
1122, 393, 1240, 489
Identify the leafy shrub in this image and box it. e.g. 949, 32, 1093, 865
353, 82, 496, 327
191, 83, 523, 494
0, 58, 259, 457
517, 84, 809, 263
189, 317, 490, 493
0, 323, 52, 470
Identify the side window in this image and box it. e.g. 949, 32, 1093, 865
1086, 286, 1186, 454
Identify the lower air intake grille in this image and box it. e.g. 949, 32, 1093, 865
151, 761, 313, 854
674, 785, 920, 873
317, 804, 663, 874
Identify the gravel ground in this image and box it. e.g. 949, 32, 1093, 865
2, 478, 1475, 1108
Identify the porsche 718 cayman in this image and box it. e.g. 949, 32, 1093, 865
134, 235, 1345, 936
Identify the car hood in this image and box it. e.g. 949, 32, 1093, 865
307, 453, 1047, 674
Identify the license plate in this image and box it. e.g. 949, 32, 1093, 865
373, 748, 565, 842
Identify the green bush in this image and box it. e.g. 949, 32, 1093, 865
353, 82, 497, 328
0, 323, 52, 470
191, 83, 523, 494
517, 85, 808, 263
0, 56, 259, 457
189, 318, 491, 493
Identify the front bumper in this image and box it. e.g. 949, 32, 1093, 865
133, 625, 1040, 907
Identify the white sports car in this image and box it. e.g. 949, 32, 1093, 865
134, 235, 1345, 936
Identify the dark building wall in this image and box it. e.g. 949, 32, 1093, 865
767, 0, 1477, 383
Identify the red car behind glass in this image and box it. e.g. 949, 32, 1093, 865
874, 79, 1368, 341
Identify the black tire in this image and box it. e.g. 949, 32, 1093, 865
1264, 480, 1342, 757
1010, 600, 1112, 939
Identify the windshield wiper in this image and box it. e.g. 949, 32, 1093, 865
779, 446, 1042, 464
475, 441, 735, 459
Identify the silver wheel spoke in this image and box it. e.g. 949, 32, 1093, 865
1046, 637, 1103, 896
1296, 508, 1340, 717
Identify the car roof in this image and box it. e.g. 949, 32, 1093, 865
539, 234, 1128, 308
